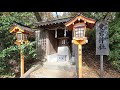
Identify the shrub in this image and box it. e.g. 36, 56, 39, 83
109, 17, 120, 71
0, 41, 37, 77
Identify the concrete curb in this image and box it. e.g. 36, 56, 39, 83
20, 64, 42, 78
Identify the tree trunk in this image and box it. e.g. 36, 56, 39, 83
33, 12, 42, 22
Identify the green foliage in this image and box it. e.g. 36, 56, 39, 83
0, 12, 36, 49
0, 41, 37, 77
23, 41, 37, 61
0, 45, 19, 76
109, 16, 120, 71
0, 12, 37, 77
86, 29, 96, 46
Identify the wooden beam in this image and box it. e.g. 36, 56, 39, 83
20, 45, 24, 77
65, 15, 96, 30
46, 31, 49, 55
100, 55, 104, 78
55, 29, 57, 38
10, 26, 24, 33
64, 29, 66, 37
78, 44, 82, 78
44, 26, 65, 31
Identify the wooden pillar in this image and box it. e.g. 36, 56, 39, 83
78, 44, 82, 78
35, 30, 40, 60
72, 31, 75, 57
55, 29, 57, 38
72, 31, 79, 77
64, 29, 66, 37
100, 55, 104, 78
46, 30, 49, 55
20, 45, 24, 77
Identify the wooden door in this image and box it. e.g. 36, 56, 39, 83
47, 30, 57, 55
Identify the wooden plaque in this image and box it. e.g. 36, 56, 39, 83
96, 21, 109, 55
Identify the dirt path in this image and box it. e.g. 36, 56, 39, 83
82, 48, 120, 78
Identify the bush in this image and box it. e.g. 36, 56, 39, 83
83, 28, 96, 50
109, 17, 120, 72
0, 41, 37, 77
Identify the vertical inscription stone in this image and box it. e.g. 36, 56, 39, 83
96, 21, 109, 55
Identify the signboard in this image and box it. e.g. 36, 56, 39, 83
96, 21, 109, 55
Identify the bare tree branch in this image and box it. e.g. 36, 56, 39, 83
103, 12, 109, 20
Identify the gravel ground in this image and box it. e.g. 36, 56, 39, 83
82, 48, 120, 78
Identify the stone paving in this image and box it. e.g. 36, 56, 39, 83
30, 61, 76, 78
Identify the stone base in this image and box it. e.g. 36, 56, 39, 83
58, 46, 71, 62
47, 53, 58, 62
47, 46, 71, 63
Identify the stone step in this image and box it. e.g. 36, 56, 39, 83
30, 68, 76, 78
30, 61, 76, 78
